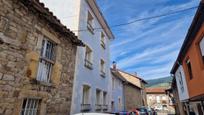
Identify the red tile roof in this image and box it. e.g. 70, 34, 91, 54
146, 88, 166, 93
19, 0, 84, 46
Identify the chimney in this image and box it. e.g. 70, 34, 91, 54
112, 61, 117, 70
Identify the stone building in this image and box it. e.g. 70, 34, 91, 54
117, 70, 147, 111
0, 0, 83, 115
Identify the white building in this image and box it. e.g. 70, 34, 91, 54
110, 68, 125, 112
41, 0, 114, 115
40, 0, 114, 114
174, 65, 189, 102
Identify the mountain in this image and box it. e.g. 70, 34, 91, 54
145, 76, 172, 88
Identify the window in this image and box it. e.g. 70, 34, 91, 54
85, 46, 93, 69
118, 98, 121, 110
186, 59, 193, 80
156, 96, 160, 103
87, 11, 94, 34
178, 71, 184, 92
37, 39, 56, 83
100, 59, 105, 77
96, 89, 101, 105
101, 32, 106, 49
21, 98, 41, 115
103, 92, 107, 106
82, 85, 91, 111
82, 85, 90, 105
112, 77, 115, 90
199, 37, 204, 62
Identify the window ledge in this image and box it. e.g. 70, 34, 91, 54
30, 79, 53, 87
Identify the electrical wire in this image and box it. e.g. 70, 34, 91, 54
71, 6, 198, 32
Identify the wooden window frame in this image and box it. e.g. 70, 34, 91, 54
101, 32, 106, 49
100, 59, 105, 77
84, 45, 93, 70
186, 59, 193, 80
81, 85, 91, 112
37, 38, 56, 83
87, 11, 94, 34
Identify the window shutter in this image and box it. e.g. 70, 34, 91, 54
26, 51, 40, 79
51, 62, 62, 86
200, 38, 204, 56
51, 46, 62, 86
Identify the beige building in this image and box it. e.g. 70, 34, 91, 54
146, 88, 175, 113
0, 0, 83, 115
111, 66, 147, 111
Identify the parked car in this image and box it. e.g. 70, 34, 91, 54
117, 111, 130, 115
146, 107, 157, 115
74, 113, 115, 115
154, 105, 163, 111
130, 107, 148, 115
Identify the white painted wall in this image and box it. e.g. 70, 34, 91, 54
111, 74, 125, 112
66, 0, 112, 114
175, 65, 189, 101
39, 0, 113, 114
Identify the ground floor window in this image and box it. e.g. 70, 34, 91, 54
21, 98, 41, 115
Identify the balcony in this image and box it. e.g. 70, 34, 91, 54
101, 41, 106, 49
84, 59, 93, 70
102, 105, 108, 111
95, 104, 102, 111
100, 71, 106, 77
87, 22, 94, 34
81, 104, 91, 112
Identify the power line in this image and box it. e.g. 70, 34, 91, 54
71, 6, 198, 32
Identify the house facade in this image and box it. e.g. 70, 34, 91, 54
167, 78, 187, 115
111, 68, 147, 111
146, 88, 175, 113
0, 0, 83, 115
118, 70, 147, 110
42, 0, 115, 114
171, 1, 204, 114
110, 68, 126, 112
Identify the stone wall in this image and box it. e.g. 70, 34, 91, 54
0, 0, 77, 115
124, 84, 143, 111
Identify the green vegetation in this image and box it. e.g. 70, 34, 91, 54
145, 76, 172, 88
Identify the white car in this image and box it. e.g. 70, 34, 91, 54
74, 113, 114, 115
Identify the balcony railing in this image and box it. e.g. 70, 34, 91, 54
84, 59, 93, 70
101, 41, 106, 49
95, 104, 102, 111
100, 71, 106, 77
81, 104, 91, 112
87, 22, 94, 34
102, 105, 108, 111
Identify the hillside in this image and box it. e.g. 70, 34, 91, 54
145, 76, 172, 88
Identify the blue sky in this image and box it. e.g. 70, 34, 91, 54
96, 0, 200, 79
40, 0, 200, 80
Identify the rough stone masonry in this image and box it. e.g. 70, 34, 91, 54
0, 0, 83, 115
